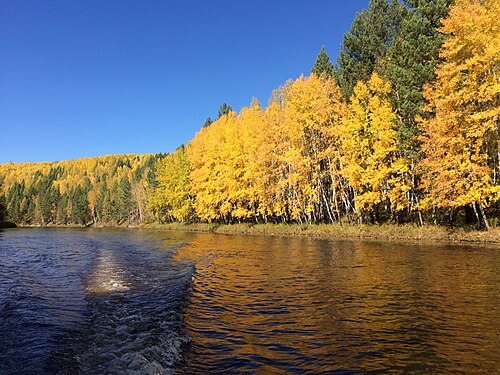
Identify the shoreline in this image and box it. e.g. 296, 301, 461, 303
13, 222, 500, 246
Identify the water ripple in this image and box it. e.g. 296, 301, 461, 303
175, 235, 500, 374
0, 229, 194, 375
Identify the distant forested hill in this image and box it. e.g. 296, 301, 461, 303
0, 154, 164, 226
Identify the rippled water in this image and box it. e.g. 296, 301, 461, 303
0, 229, 194, 374
0, 229, 499, 374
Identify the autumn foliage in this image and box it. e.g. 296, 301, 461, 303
0, 154, 161, 225
419, 0, 500, 228
150, 0, 498, 227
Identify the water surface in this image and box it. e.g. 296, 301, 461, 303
177, 235, 499, 374
0, 228, 498, 374
0, 229, 193, 374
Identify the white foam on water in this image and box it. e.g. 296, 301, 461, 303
86, 250, 130, 294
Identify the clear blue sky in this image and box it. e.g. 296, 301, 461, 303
1, 0, 369, 163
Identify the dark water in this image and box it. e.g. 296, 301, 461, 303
0, 229, 499, 374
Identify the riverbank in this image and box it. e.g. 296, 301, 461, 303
0, 221, 17, 228
13, 222, 500, 245
133, 222, 500, 245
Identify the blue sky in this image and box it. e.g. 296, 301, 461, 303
1, 0, 369, 163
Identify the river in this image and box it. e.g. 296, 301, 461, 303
0, 228, 498, 374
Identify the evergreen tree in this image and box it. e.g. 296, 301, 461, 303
35, 176, 56, 224
109, 181, 120, 222
203, 117, 213, 128
6, 182, 22, 223
70, 187, 91, 225
25, 185, 36, 223
101, 191, 112, 223
0, 196, 5, 222
217, 103, 233, 119
118, 176, 132, 223
381, 0, 451, 159
311, 46, 335, 78
336, 0, 405, 99
0, 182, 5, 222
95, 180, 108, 222
56, 193, 68, 225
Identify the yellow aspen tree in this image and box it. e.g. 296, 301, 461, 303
189, 103, 267, 223
245, 75, 347, 224
275, 75, 344, 223
217, 110, 245, 220
257, 102, 288, 221
278, 76, 317, 223
233, 99, 263, 220
131, 182, 147, 222
342, 72, 410, 222
313, 74, 348, 223
87, 187, 98, 223
149, 146, 192, 222
188, 112, 238, 222
419, 0, 500, 228
187, 124, 217, 222
214, 111, 240, 221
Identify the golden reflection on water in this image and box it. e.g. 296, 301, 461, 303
172, 233, 500, 373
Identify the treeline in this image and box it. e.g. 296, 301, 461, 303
0, 154, 163, 226
149, 0, 499, 228
0, 184, 6, 223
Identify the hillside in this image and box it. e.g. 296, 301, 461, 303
0, 154, 164, 226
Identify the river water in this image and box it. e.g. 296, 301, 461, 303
0, 228, 498, 374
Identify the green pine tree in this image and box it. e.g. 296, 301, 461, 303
336, 0, 405, 99
26, 185, 36, 223
6, 182, 22, 223
101, 191, 112, 223
0, 182, 6, 222
311, 46, 335, 78
118, 176, 132, 224
70, 187, 91, 225
56, 193, 69, 225
203, 117, 213, 128
95, 180, 108, 222
379, 0, 451, 160
217, 103, 233, 119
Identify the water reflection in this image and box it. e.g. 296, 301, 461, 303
176, 235, 500, 374
85, 248, 131, 294
0, 229, 498, 374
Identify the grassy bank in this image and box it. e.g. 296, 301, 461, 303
14, 221, 500, 245
133, 222, 500, 245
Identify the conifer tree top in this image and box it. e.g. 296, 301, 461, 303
218, 103, 233, 119
311, 46, 335, 78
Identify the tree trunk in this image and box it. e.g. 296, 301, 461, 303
476, 202, 491, 230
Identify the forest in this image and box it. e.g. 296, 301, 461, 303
0, 154, 163, 226
1, 0, 499, 229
